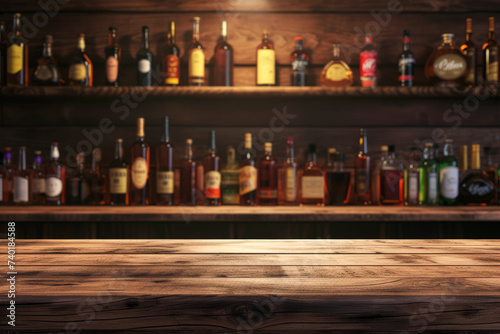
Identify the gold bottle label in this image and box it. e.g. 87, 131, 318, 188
156, 171, 174, 194
105, 56, 119, 82
239, 166, 257, 195
131, 158, 148, 189
189, 48, 205, 79
257, 49, 275, 85
205, 170, 221, 198
7, 44, 23, 74
69, 64, 87, 81
301, 176, 324, 199
109, 168, 128, 194
33, 178, 46, 194
285, 166, 296, 202
486, 61, 499, 82
433, 54, 466, 80
326, 64, 347, 81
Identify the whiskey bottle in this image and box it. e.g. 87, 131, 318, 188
258, 142, 278, 205
203, 130, 221, 206
297, 144, 325, 206
213, 20, 233, 86
45, 142, 65, 206
354, 128, 371, 205
459, 144, 495, 205
2, 148, 14, 204
460, 19, 476, 86
360, 35, 377, 87
109, 139, 129, 205
290, 37, 309, 86
256, 30, 276, 86
282, 137, 297, 205
6, 13, 29, 86
326, 150, 352, 205
130, 118, 150, 205
419, 143, 438, 205
137, 26, 153, 87
321, 44, 353, 87
239, 133, 257, 205
67, 152, 90, 205
105, 27, 121, 86
189, 17, 205, 86
439, 139, 459, 205
13, 147, 32, 205
180, 139, 196, 205
68, 34, 93, 87
0, 21, 7, 85
403, 148, 420, 206
32, 150, 46, 205
398, 30, 414, 87
162, 21, 180, 86
483, 17, 498, 86
378, 145, 403, 205
156, 116, 174, 205
221, 146, 240, 205
33, 35, 62, 86
89, 148, 107, 205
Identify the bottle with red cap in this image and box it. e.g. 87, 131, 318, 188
360, 34, 377, 87
290, 36, 309, 86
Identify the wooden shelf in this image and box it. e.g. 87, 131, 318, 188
2, 206, 500, 222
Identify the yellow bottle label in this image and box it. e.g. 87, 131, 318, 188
326, 64, 347, 81
109, 168, 128, 194
285, 166, 296, 202
257, 49, 275, 85
302, 176, 324, 199
189, 48, 205, 79
7, 44, 23, 74
239, 166, 257, 195
131, 158, 148, 189
156, 171, 174, 194
69, 64, 87, 81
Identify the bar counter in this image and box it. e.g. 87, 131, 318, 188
1, 239, 499, 332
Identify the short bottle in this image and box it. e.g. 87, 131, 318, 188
378, 145, 403, 205
321, 44, 353, 87
297, 144, 325, 206
419, 143, 439, 205
14, 147, 32, 205
89, 148, 107, 205
256, 30, 276, 86
137, 26, 153, 87
239, 133, 257, 206
213, 20, 233, 86
109, 138, 129, 205
404, 148, 420, 206
290, 37, 309, 86
68, 34, 93, 87
2, 148, 15, 204
221, 146, 240, 205
105, 27, 120, 86
360, 35, 377, 87
156, 117, 174, 205
67, 152, 90, 205
162, 21, 181, 86
460, 19, 476, 86
460, 144, 496, 205
130, 118, 150, 205
257, 142, 278, 205
33, 35, 62, 86
398, 30, 415, 87
439, 139, 459, 205
326, 150, 352, 205
189, 17, 205, 86
203, 130, 221, 206
32, 150, 46, 205
45, 142, 65, 206
483, 17, 498, 86
6, 13, 29, 86
354, 128, 371, 205
180, 139, 197, 206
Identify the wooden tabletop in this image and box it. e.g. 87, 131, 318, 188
1, 239, 499, 332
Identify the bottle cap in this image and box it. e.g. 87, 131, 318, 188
295, 36, 303, 41
328, 148, 336, 154
381, 145, 388, 152
186, 138, 193, 145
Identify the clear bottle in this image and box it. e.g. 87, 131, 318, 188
203, 130, 221, 206
404, 148, 420, 206
459, 144, 495, 205
221, 146, 240, 205
130, 118, 150, 205
32, 150, 46, 205
258, 142, 278, 205
45, 142, 65, 205
6, 13, 29, 86
105, 27, 121, 86
239, 133, 257, 206
290, 36, 309, 86
162, 21, 181, 86
483, 17, 498, 86
68, 34, 93, 87
189, 17, 205, 86
354, 129, 371, 205
297, 144, 325, 206
360, 35, 377, 87
460, 19, 476, 86
14, 146, 32, 205
2, 147, 15, 204
181, 139, 197, 206
439, 139, 459, 205
321, 44, 353, 87
89, 148, 107, 205
378, 145, 403, 205
156, 117, 174, 205
109, 139, 129, 205
419, 143, 439, 205
214, 20, 233, 86
33, 35, 62, 86
398, 30, 415, 87
67, 152, 90, 205
256, 30, 276, 86
137, 26, 153, 87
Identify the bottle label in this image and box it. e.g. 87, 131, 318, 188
440, 166, 459, 199
105, 56, 119, 82
35, 65, 54, 81
46, 177, 63, 198
466, 180, 495, 198
301, 176, 324, 199
398, 57, 415, 82
428, 172, 438, 202
205, 171, 221, 198
189, 48, 205, 79
408, 172, 418, 203
239, 166, 257, 195
433, 54, 466, 80
326, 64, 347, 81
69, 64, 87, 81
291, 58, 308, 73
157, 171, 174, 194
109, 168, 128, 194
131, 158, 148, 189
13, 177, 29, 203
33, 178, 46, 194
222, 170, 240, 204
7, 44, 23, 74
486, 61, 498, 82
355, 171, 370, 194
0, 178, 3, 201
138, 59, 151, 74
285, 166, 297, 202
166, 55, 180, 84
259, 189, 278, 199
360, 50, 377, 78
257, 49, 276, 85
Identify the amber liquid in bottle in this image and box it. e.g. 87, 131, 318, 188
189, 17, 205, 86
460, 19, 476, 86
256, 30, 276, 86
33, 35, 62, 86
32, 150, 46, 205
156, 117, 174, 205
0, 21, 7, 85
109, 139, 129, 205
105, 27, 121, 87
354, 128, 371, 205
214, 20, 233, 86
162, 21, 180, 86
321, 44, 353, 87
45, 142, 66, 206
483, 17, 499, 86
6, 13, 29, 86
258, 142, 278, 205
239, 133, 257, 205
68, 34, 93, 87
298, 144, 325, 206
130, 118, 150, 205
203, 130, 221, 206
181, 139, 197, 205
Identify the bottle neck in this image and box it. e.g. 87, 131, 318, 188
359, 135, 367, 155
108, 30, 117, 47
489, 30, 495, 41
137, 119, 145, 140
403, 35, 410, 51
18, 150, 26, 171
443, 143, 454, 157
220, 21, 227, 42
34, 155, 42, 169
465, 32, 472, 42
142, 28, 149, 50
114, 141, 124, 160
50, 146, 60, 161
78, 37, 86, 52
91, 156, 98, 172
162, 118, 169, 143
192, 20, 200, 43
423, 146, 433, 160
4, 152, 11, 165
185, 142, 193, 160
287, 145, 295, 163
43, 43, 53, 57
209, 132, 216, 154
307, 152, 317, 165
12, 14, 21, 35
295, 40, 303, 51
471, 149, 481, 169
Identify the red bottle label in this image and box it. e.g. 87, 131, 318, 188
360, 51, 377, 77
166, 55, 180, 85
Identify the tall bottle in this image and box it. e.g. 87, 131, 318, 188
89, 148, 107, 205
239, 133, 257, 205
109, 139, 129, 205
326, 150, 352, 205
130, 118, 150, 205
13, 147, 31, 205
33, 35, 62, 86
483, 146, 498, 205
0, 21, 7, 85
221, 146, 240, 205
282, 137, 297, 205
297, 144, 325, 206
460, 144, 495, 205
290, 36, 309, 86
45, 142, 65, 206
378, 145, 403, 205
256, 30, 276, 86
189, 17, 205, 86
32, 150, 46, 205
180, 139, 197, 205
203, 130, 221, 206
2, 148, 14, 204
105, 27, 120, 86
6, 13, 29, 86
68, 34, 93, 87
460, 19, 476, 86
156, 117, 174, 205
214, 20, 233, 86
483, 17, 499, 86
67, 152, 90, 205
320, 44, 353, 87
419, 143, 438, 205
257, 142, 278, 205
354, 128, 371, 204
162, 21, 180, 86
372, 145, 388, 205
404, 148, 420, 206
425, 33, 467, 87
439, 139, 459, 205
398, 30, 414, 87
360, 34, 377, 87
137, 26, 153, 87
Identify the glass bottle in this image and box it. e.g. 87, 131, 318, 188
460, 144, 495, 205
297, 144, 325, 206
459, 144, 469, 181
221, 146, 240, 205
2, 148, 15, 204
0, 21, 7, 85
281, 137, 297, 205
89, 148, 106, 205
162, 21, 180, 86
109, 138, 129, 205
398, 30, 415, 87
239, 133, 257, 206
32, 35, 62, 86
68, 34, 93, 87
354, 128, 371, 205
256, 30, 276, 86
13, 147, 32, 205
378, 145, 403, 205
67, 152, 90, 205
32, 150, 46, 205
425, 33, 468, 87
483, 146, 497, 204
419, 143, 438, 205
214, 20, 233, 86
483, 17, 498, 86
439, 139, 459, 205
6, 13, 29, 86
327, 151, 352, 205
130, 118, 150, 205
203, 130, 221, 206
137, 26, 153, 87
257, 142, 278, 205
156, 117, 174, 205
372, 145, 388, 205
105, 27, 120, 86
460, 19, 476, 86
360, 34, 377, 87
180, 139, 197, 206
290, 36, 309, 86
321, 44, 353, 87
189, 17, 205, 86
404, 148, 420, 206
45, 142, 65, 205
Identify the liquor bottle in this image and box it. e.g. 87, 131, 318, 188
213, 20, 233, 86
418, 143, 438, 205
109, 138, 129, 205
239, 133, 257, 205
281, 137, 297, 205
89, 148, 107, 205
378, 145, 403, 205
354, 128, 371, 205
156, 116, 174, 205
189, 17, 205, 86
372, 145, 388, 205
137, 26, 153, 87
130, 118, 150, 205
33, 35, 62, 86
13, 147, 31, 205
360, 34, 377, 87
321, 44, 353, 87
256, 30, 276, 86
196, 162, 205, 205
425, 33, 468, 87
68, 34, 93, 87
290, 36, 309, 86
483, 17, 498, 86
105, 27, 121, 86
203, 130, 221, 206
403, 148, 420, 206
326, 150, 352, 205
483, 146, 498, 204
45, 142, 65, 205
459, 145, 469, 179
32, 150, 46, 205
2, 148, 15, 204
1, 21, 9, 85
180, 139, 197, 205
460, 19, 476, 86
162, 21, 180, 86
460, 144, 495, 205
221, 146, 240, 205
6, 13, 29, 86
439, 139, 459, 205
67, 152, 90, 205
297, 144, 325, 206
398, 30, 415, 87
257, 142, 278, 205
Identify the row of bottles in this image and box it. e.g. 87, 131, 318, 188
1, 13, 498, 87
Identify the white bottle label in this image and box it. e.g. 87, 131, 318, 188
301, 176, 324, 199
138, 59, 151, 74
440, 166, 459, 199
428, 172, 438, 202
46, 177, 63, 197
14, 177, 29, 203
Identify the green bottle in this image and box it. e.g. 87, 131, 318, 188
439, 139, 459, 205
419, 143, 438, 205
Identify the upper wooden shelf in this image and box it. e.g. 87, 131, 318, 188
1, 206, 500, 222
